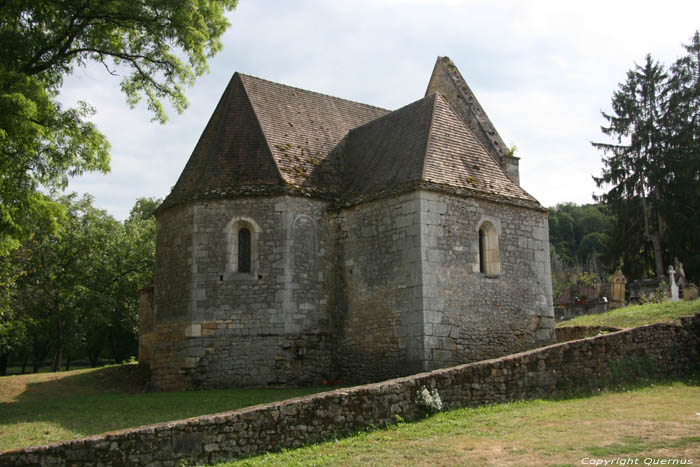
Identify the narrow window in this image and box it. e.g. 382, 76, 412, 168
479, 227, 487, 274
478, 221, 500, 276
238, 227, 251, 273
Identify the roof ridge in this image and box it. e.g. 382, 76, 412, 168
420, 93, 438, 180
347, 93, 436, 136
237, 73, 286, 184
238, 73, 390, 113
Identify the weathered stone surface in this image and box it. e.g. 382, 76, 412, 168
3, 315, 698, 467
555, 325, 622, 343
141, 57, 556, 390
144, 187, 556, 389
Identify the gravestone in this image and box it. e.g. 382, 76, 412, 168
609, 269, 627, 309
668, 265, 680, 302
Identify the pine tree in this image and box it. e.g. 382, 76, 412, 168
593, 55, 669, 278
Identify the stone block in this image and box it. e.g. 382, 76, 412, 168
185, 324, 202, 337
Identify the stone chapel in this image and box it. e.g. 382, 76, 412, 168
139, 57, 555, 390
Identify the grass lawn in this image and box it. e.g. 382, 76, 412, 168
216, 380, 700, 466
2, 300, 698, 461
557, 299, 700, 328
0, 364, 326, 451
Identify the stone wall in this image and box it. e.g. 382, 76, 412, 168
555, 325, 622, 343
6, 315, 697, 467
419, 191, 555, 369
335, 191, 425, 382
148, 196, 335, 389
146, 189, 556, 389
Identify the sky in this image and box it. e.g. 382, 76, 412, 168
59, 0, 700, 220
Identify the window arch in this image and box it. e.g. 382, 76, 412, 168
478, 221, 500, 275
227, 218, 260, 275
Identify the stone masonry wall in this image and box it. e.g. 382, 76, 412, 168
3, 315, 698, 467
147, 204, 196, 390
148, 196, 335, 389
335, 192, 425, 383
555, 325, 622, 343
419, 191, 555, 370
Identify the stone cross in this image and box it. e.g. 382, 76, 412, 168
668, 265, 680, 302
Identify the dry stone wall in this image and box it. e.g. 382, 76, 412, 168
3, 315, 697, 467
555, 325, 622, 343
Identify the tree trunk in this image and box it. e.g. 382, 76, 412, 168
88, 349, 100, 367
21, 355, 28, 374
642, 194, 665, 277
51, 317, 64, 372
0, 352, 8, 376
649, 232, 665, 278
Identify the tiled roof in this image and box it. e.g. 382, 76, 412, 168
423, 93, 536, 204
161, 74, 286, 209
241, 74, 390, 195
341, 93, 538, 207
342, 94, 434, 199
160, 65, 542, 212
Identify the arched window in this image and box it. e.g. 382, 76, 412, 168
479, 227, 487, 273
238, 227, 251, 273
478, 221, 500, 275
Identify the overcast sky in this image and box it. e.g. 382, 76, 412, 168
59, 0, 700, 220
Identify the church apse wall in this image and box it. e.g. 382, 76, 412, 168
334, 192, 426, 383
148, 196, 335, 389
418, 191, 555, 370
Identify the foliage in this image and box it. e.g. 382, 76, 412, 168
593, 32, 700, 281
548, 203, 614, 265
0, 0, 238, 252
414, 386, 443, 414
555, 299, 700, 329
0, 195, 159, 374
548, 203, 614, 299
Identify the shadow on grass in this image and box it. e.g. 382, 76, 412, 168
3, 364, 151, 403
0, 365, 327, 451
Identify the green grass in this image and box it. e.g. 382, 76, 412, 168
0, 364, 327, 451
557, 299, 700, 328
212, 380, 700, 466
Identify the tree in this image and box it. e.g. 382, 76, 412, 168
593, 34, 700, 282
5, 194, 157, 371
548, 203, 614, 266
593, 55, 669, 278
548, 203, 614, 300
664, 32, 700, 280
0, 0, 237, 252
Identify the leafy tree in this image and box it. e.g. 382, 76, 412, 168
6, 194, 157, 371
0, 0, 237, 252
548, 203, 614, 266
548, 203, 615, 300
